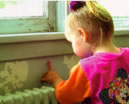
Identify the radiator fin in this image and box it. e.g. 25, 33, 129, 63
0, 86, 58, 104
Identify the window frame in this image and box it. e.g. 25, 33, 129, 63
0, 1, 56, 34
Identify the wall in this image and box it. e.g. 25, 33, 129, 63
0, 32, 129, 95
0, 33, 80, 95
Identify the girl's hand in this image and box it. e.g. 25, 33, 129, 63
40, 61, 63, 88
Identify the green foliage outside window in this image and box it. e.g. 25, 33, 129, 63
0, 1, 17, 8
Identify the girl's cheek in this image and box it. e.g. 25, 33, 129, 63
72, 42, 81, 56
75, 38, 81, 46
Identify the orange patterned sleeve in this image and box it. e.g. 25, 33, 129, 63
55, 63, 91, 104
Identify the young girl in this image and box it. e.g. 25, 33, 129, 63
41, 1, 129, 104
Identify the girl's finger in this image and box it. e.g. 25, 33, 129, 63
47, 61, 53, 72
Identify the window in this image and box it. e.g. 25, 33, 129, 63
0, 0, 47, 17
0, 0, 128, 35
0, 0, 56, 34
98, 0, 129, 31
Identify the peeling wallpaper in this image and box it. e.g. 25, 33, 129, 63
0, 54, 79, 95
0, 61, 28, 94
63, 55, 80, 70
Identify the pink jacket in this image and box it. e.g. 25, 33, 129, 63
80, 48, 129, 104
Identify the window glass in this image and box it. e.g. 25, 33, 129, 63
98, 0, 129, 30
99, 0, 128, 16
0, 0, 47, 17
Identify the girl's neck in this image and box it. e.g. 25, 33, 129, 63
93, 40, 121, 54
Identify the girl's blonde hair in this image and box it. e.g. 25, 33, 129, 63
66, 1, 114, 45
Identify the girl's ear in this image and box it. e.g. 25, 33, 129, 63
77, 28, 88, 42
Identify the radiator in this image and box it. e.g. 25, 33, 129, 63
0, 86, 58, 104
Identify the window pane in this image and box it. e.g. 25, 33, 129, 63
98, 0, 128, 16
98, 0, 129, 30
0, 0, 47, 17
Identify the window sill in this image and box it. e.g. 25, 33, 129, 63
0, 30, 128, 44
0, 30, 128, 61
0, 32, 65, 44
114, 30, 129, 36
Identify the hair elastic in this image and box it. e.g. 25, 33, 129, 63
69, 1, 86, 12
